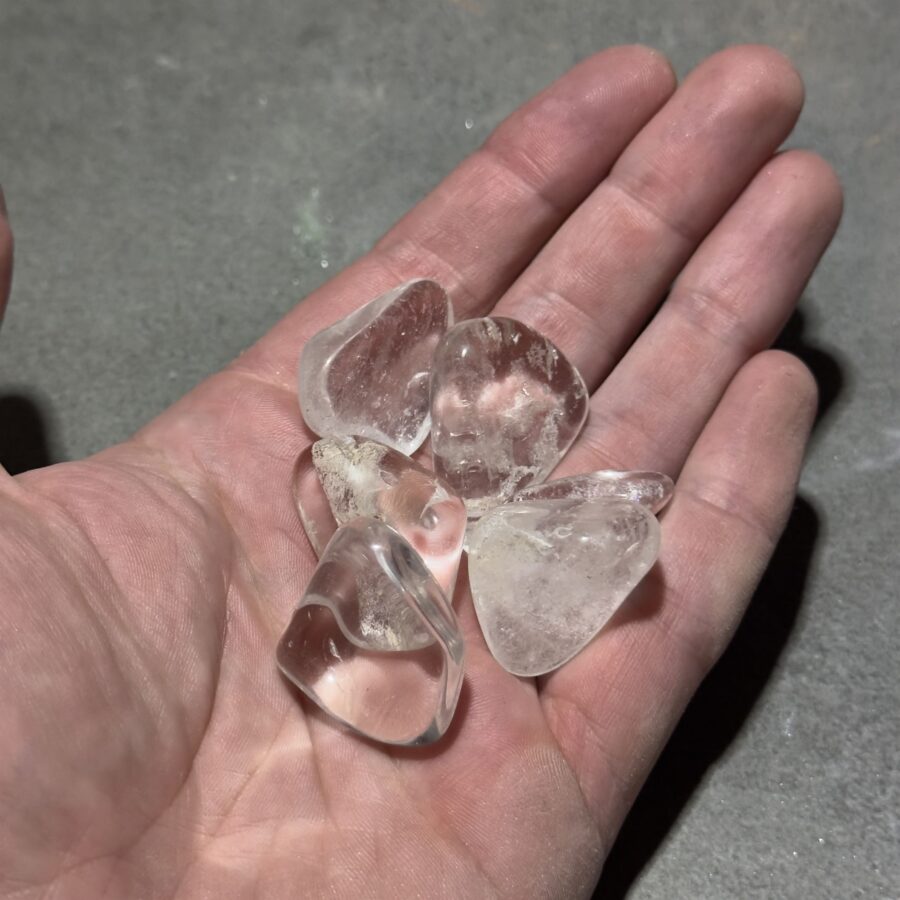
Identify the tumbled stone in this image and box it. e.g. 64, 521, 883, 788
467, 498, 660, 676
298, 279, 452, 455
513, 470, 674, 513
277, 518, 465, 746
430, 317, 588, 517
293, 436, 467, 596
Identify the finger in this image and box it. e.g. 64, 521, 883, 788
539, 350, 818, 838
562, 148, 842, 477
492, 45, 805, 388
0, 186, 12, 323
237, 46, 676, 388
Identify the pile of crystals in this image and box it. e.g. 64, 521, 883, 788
277, 280, 672, 746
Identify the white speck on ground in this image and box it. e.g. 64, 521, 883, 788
154, 54, 180, 71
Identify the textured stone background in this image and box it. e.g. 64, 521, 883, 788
0, 1, 897, 897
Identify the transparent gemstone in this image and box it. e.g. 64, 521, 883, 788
430, 317, 588, 517
513, 470, 674, 513
467, 498, 660, 676
277, 518, 465, 746
293, 436, 466, 597
298, 279, 452, 455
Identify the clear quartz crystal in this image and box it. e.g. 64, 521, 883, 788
467, 498, 660, 676
513, 470, 674, 513
430, 317, 588, 517
277, 518, 465, 746
293, 436, 466, 597
297, 279, 453, 455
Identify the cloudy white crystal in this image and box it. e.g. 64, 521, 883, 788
467, 497, 660, 676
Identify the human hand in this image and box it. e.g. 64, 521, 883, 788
0, 44, 841, 898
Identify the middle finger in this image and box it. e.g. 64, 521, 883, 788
491, 44, 804, 390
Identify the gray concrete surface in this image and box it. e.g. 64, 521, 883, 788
0, 1, 897, 897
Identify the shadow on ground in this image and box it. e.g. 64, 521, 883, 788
594, 306, 843, 898
775, 308, 845, 433
0, 390, 57, 474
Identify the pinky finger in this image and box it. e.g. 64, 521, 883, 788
540, 349, 818, 841
655, 349, 818, 673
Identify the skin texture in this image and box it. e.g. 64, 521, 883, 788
0, 45, 841, 899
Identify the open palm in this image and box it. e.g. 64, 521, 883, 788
0, 45, 841, 898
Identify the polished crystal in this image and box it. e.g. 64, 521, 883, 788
467, 498, 660, 676
293, 436, 466, 596
277, 518, 465, 745
513, 470, 674, 513
430, 317, 588, 516
298, 279, 452, 455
